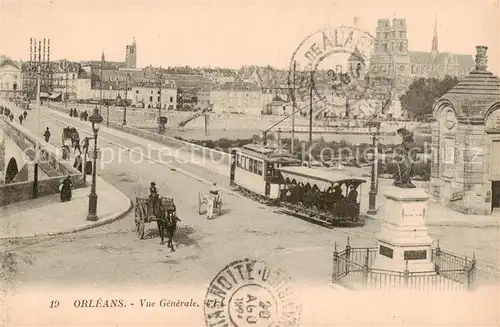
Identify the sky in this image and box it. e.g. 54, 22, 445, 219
1, 0, 499, 74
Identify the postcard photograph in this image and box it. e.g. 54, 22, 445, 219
0, 0, 499, 326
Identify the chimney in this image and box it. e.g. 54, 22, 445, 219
475, 46, 488, 71
353, 16, 360, 28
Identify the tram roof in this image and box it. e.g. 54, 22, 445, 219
237, 145, 301, 163
278, 166, 367, 187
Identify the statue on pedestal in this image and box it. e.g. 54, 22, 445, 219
393, 127, 417, 188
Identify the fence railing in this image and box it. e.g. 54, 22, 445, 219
332, 239, 476, 291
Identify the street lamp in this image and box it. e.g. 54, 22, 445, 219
87, 107, 103, 221
366, 121, 381, 215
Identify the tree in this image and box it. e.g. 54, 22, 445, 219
399, 75, 459, 118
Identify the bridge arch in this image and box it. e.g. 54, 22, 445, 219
5, 157, 18, 183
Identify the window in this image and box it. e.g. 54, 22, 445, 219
158, 91, 161, 94
170, 97, 173, 102
149, 96, 153, 102
249, 159, 254, 172
399, 43, 404, 52
151, 90, 153, 94
384, 43, 388, 52
157, 96, 161, 101
257, 161, 263, 175
244, 157, 249, 170
136, 90, 139, 94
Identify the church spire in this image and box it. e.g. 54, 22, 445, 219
431, 14, 439, 55
101, 50, 105, 62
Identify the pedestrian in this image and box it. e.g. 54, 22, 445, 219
60, 175, 73, 202
43, 127, 51, 142
73, 154, 83, 172
207, 182, 219, 220
9, 113, 14, 122
69, 109, 73, 117
23, 110, 27, 120
18, 114, 23, 125
73, 134, 81, 154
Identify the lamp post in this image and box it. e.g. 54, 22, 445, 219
123, 73, 129, 126
106, 105, 110, 127
367, 121, 381, 215
82, 137, 90, 185
87, 107, 103, 221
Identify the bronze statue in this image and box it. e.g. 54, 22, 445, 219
393, 128, 417, 188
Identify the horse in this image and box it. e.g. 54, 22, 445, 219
152, 197, 180, 251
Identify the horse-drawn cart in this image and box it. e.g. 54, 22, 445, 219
62, 127, 78, 147
198, 192, 222, 217
135, 196, 176, 239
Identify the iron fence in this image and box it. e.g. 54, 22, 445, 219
332, 240, 476, 291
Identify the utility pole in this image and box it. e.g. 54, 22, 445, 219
122, 74, 128, 126
99, 52, 104, 115
291, 60, 296, 154
65, 62, 69, 108
33, 41, 42, 198
158, 67, 163, 117
308, 71, 313, 168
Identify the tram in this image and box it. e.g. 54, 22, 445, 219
229, 144, 301, 202
230, 144, 367, 226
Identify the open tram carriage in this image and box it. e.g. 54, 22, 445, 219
230, 144, 366, 226
277, 167, 366, 226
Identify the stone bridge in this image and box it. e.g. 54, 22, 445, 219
0, 117, 85, 205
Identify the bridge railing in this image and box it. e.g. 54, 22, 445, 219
332, 241, 477, 292
0, 116, 85, 206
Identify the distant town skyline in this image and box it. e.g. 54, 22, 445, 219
1, 1, 498, 74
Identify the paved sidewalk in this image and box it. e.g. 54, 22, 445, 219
0, 177, 132, 239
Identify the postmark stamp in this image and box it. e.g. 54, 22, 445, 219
288, 25, 396, 119
204, 258, 301, 327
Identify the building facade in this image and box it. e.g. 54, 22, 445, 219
430, 46, 500, 215
0, 57, 22, 99
209, 82, 263, 116
51, 60, 81, 101
130, 86, 177, 109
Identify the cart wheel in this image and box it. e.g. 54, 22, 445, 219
136, 221, 145, 239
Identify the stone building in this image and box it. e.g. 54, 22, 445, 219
125, 37, 137, 69
0, 56, 22, 99
430, 46, 500, 215
371, 17, 474, 78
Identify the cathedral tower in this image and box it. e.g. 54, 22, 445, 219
431, 14, 439, 61
372, 18, 410, 76
125, 37, 137, 69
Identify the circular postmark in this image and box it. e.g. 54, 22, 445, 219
288, 25, 397, 120
204, 258, 301, 327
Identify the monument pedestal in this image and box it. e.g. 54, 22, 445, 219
371, 187, 435, 273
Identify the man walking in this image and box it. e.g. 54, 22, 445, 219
207, 182, 219, 219
43, 127, 51, 142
